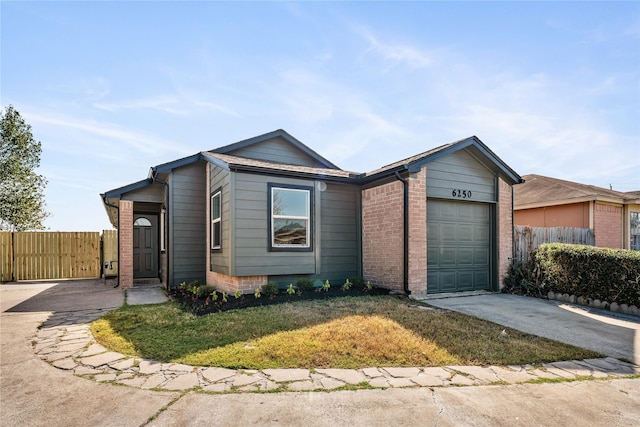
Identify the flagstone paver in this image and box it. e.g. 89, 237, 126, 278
32, 308, 640, 395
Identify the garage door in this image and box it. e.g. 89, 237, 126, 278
427, 200, 491, 293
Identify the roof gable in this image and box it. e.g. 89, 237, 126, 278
211, 129, 340, 170
363, 136, 522, 185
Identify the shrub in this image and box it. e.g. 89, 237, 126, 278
349, 277, 365, 289
295, 278, 314, 291
261, 281, 279, 298
502, 260, 541, 296
534, 243, 640, 306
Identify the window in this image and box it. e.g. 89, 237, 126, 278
269, 184, 312, 250
134, 217, 152, 227
631, 212, 640, 251
211, 190, 221, 250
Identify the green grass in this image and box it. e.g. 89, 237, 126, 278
90, 296, 602, 369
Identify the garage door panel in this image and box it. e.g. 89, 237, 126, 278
458, 248, 474, 265
427, 200, 492, 294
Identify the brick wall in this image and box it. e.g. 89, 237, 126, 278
207, 272, 267, 294
118, 200, 133, 288
362, 179, 405, 291
594, 202, 623, 248
497, 178, 513, 290
407, 169, 427, 295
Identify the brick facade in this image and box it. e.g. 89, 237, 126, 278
118, 200, 134, 288
497, 178, 513, 290
206, 271, 267, 294
407, 169, 427, 295
594, 202, 623, 248
362, 179, 404, 291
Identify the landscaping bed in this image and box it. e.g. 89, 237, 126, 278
170, 279, 389, 315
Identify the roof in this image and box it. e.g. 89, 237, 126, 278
202, 152, 356, 180
514, 174, 640, 209
210, 129, 340, 170
360, 136, 523, 185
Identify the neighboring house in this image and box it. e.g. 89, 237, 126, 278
101, 129, 522, 297
514, 174, 640, 250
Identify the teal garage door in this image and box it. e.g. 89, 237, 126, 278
427, 200, 491, 293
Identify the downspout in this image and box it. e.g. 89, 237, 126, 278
395, 171, 410, 295
101, 194, 120, 288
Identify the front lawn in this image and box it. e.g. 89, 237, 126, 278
91, 296, 601, 369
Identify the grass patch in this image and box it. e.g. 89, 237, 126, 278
91, 296, 602, 369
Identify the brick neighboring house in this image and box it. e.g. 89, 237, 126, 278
514, 174, 640, 250
102, 130, 522, 296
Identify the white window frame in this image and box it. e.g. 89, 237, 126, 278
211, 190, 221, 250
270, 185, 312, 250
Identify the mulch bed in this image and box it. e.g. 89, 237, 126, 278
170, 286, 390, 315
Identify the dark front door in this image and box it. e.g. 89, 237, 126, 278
133, 214, 158, 279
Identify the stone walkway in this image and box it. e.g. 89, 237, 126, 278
33, 309, 640, 393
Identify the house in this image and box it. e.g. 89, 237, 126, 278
514, 174, 640, 250
101, 130, 523, 297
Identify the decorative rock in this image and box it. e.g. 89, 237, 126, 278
262, 368, 310, 382
562, 293, 570, 302
629, 306, 639, 316
602, 301, 610, 310
610, 302, 619, 313
568, 295, 577, 304
201, 367, 236, 383
52, 358, 77, 370
576, 296, 585, 305
591, 299, 602, 309
162, 373, 199, 390
368, 377, 390, 388
620, 304, 629, 314
315, 368, 366, 385
320, 377, 346, 390
361, 367, 384, 378
138, 360, 163, 374
382, 367, 421, 378
547, 291, 555, 300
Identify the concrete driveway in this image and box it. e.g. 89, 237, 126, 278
1, 280, 639, 427
426, 293, 640, 364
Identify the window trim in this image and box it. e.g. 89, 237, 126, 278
268, 183, 313, 252
211, 188, 222, 251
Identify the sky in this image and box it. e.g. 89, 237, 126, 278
2, 1, 639, 232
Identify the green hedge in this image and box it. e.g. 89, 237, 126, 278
534, 243, 640, 306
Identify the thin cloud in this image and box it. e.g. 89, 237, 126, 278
24, 109, 193, 158
353, 24, 434, 71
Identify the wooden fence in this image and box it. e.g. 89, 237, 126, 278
514, 226, 595, 263
0, 231, 117, 282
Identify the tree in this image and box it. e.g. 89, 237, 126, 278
0, 105, 50, 231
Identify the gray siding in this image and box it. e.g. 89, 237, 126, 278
317, 184, 361, 284
123, 182, 165, 203
228, 137, 324, 167
232, 173, 316, 276
169, 161, 206, 286
210, 164, 231, 275
427, 149, 496, 202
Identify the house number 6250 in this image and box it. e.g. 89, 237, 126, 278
452, 189, 472, 199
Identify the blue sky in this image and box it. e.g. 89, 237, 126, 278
2, 1, 639, 231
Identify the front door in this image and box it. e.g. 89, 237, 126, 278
133, 214, 158, 279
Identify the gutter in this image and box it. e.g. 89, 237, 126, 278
394, 170, 410, 295
100, 194, 120, 288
